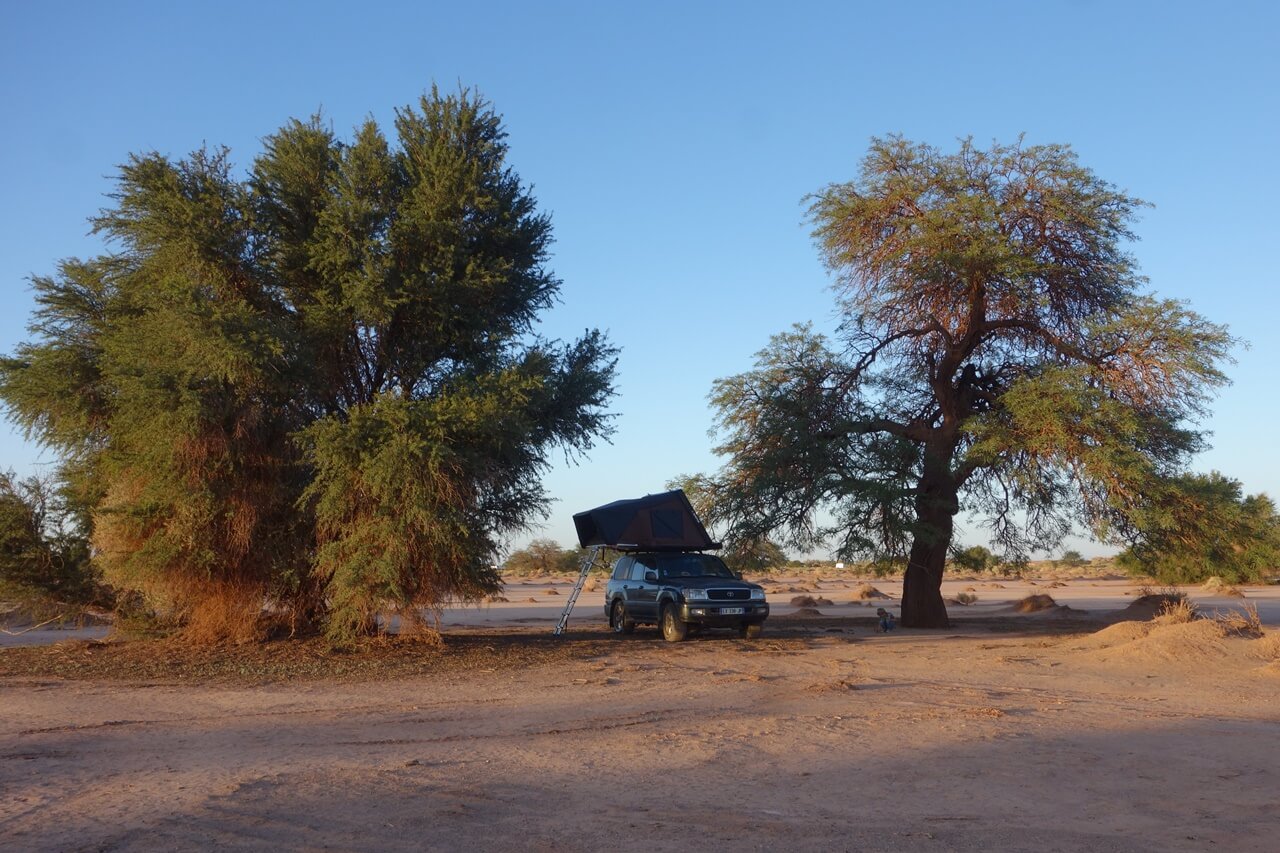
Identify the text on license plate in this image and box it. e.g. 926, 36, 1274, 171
720, 607, 745, 615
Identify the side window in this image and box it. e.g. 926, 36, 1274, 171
631, 554, 656, 581
611, 556, 634, 581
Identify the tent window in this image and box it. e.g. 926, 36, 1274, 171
650, 508, 684, 540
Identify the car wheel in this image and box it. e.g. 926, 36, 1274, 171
660, 604, 688, 642
739, 623, 763, 639
611, 600, 635, 635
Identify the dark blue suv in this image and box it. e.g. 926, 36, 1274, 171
604, 551, 769, 641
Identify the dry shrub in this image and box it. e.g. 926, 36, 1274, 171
1201, 576, 1243, 597
852, 584, 889, 600
954, 592, 978, 605
1153, 597, 1199, 626
1013, 594, 1057, 613
543, 589, 560, 596
1253, 631, 1280, 661
963, 586, 977, 592
790, 595, 833, 607
180, 578, 268, 645
791, 606, 823, 617
485, 593, 510, 603
391, 619, 444, 647
1213, 602, 1263, 638
581, 577, 600, 593
1046, 581, 1067, 589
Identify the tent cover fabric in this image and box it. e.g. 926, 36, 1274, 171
573, 489, 721, 551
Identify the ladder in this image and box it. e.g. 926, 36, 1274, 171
554, 545, 606, 636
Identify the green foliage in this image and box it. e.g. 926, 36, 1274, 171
708, 136, 1234, 625
710, 138, 1232, 556
1117, 472, 1280, 583
951, 545, 996, 573
503, 540, 609, 576
665, 472, 787, 572
504, 538, 572, 575
0, 471, 101, 607
1058, 550, 1087, 567
1, 87, 616, 643
721, 537, 788, 573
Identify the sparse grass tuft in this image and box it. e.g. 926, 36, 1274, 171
955, 592, 978, 605
1153, 597, 1198, 625
1213, 601, 1263, 637
1255, 631, 1280, 661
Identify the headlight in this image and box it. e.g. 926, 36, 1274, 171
750, 588, 765, 601
684, 588, 709, 600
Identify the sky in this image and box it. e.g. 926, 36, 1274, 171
2, 0, 1278, 559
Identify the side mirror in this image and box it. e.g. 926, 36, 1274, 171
735, 571, 744, 579
644, 570, 658, 583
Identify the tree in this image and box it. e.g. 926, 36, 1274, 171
709, 137, 1233, 627
1, 87, 616, 642
1058, 550, 1087, 568
0, 471, 99, 606
951, 545, 996, 574
665, 473, 787, 572
721, 537, 788, 574
504, 538, 570, 575
1117, 472, 1280, 583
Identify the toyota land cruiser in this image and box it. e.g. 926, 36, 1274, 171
604, 551, 768, 641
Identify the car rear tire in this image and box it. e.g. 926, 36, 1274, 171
739, 623, 763, 639
660, 603, 688, 642
610, 600, 635, 635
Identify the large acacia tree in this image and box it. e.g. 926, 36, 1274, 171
1, 88, 616, 642
710, 137, 1232, 627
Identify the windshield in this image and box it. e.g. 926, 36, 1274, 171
656, 553, 735, 579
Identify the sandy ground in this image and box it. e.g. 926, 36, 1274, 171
4, 578, 1280, 852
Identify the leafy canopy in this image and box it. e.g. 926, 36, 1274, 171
711, 136, 1233, 566
1118, 472, 1280, 584
1, 87, 617, 642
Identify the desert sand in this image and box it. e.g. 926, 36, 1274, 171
3, 576, 1279, 852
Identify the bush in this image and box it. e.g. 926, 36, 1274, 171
1119, 472, 1280, 584
951, 545, 996, 574
1057, 550, 1088, 568
0, 471, 103, 608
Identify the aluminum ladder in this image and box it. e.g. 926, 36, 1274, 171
554, 545, 606, 636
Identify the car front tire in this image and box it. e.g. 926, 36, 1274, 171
660, 603, 688, 642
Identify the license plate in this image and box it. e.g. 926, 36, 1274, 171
720, 607, 745, 615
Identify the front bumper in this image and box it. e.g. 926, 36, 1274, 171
679, 602, 769, 626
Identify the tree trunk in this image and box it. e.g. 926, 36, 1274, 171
900, 527, 951, 628
900, 460, 958, 629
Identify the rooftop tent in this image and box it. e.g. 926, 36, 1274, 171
572, 489, 721, 551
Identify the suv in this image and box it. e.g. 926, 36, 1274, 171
604, 551, 769, 641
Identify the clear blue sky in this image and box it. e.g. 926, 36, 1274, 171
3, 1, 1277, 558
